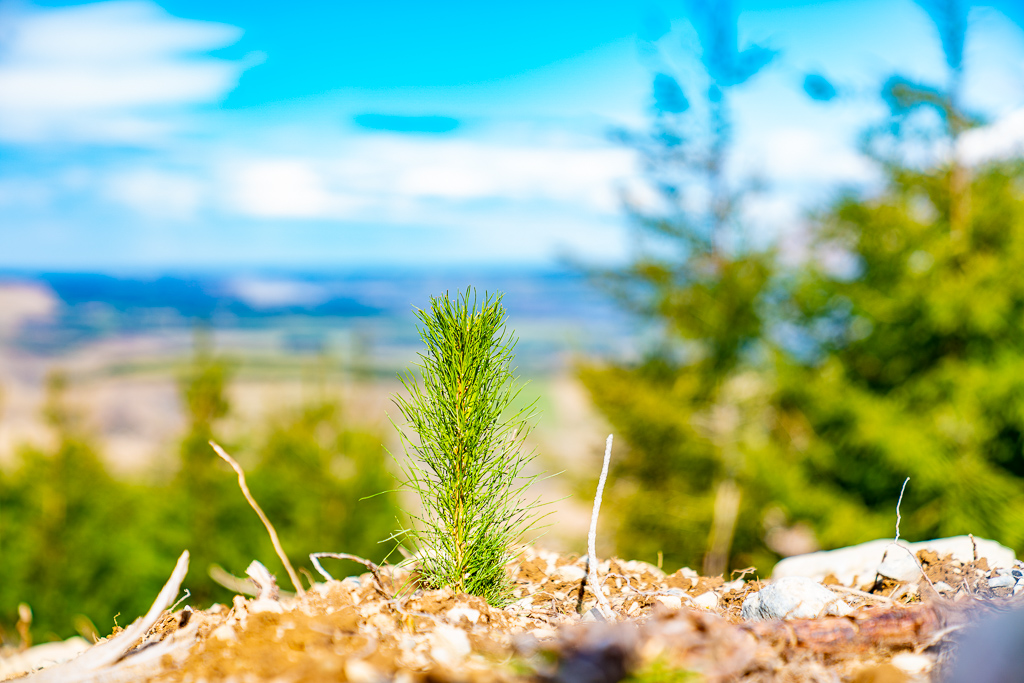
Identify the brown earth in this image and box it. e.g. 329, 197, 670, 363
5, 546, 1021, 683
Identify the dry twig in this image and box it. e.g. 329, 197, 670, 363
310, 552, 392, 599
584, 434, 615, 620
210, 441, 305, 598
29, 551, 191, 683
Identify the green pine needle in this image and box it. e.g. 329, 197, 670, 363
391, 288, 540, 606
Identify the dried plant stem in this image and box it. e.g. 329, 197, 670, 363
29, 551, 190, 683
884, 477, 936, 593
828, 584, 894, 605
310, 552, 391, 599
210, 441, 305, 597
894, 477, 909, 544
585, 434, 615, 620
704, 478, 741, 577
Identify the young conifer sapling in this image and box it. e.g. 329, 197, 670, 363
392, 289, 540, 606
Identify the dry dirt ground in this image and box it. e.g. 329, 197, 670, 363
3, 545, 1021, 683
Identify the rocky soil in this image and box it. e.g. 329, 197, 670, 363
3, 539, 1023, 683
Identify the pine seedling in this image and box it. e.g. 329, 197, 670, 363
392, 288, 540, 606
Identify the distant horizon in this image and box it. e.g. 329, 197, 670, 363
0, 261, 597, 279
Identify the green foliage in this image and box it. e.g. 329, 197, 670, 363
582, 1, 1024, 575
624, 659, 701, 683
0, 350, 401, 642
782, 160, 1024, 549
581, 4, 780, 576
0, 373, 171, 639
248, 399, 400, 581
392, 289, 539, 605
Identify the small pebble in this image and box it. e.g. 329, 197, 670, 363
877, 548, 923, 582
890, 653, 932, 676
553, 565, 586, 582
741, 577, 851, 621
653, 595, 682, 610
693, 592, 719, 610
446, 607, 480, 624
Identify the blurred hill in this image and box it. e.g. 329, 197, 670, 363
0, 268, 621, 514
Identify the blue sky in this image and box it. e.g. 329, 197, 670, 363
2, 0, 1024, 271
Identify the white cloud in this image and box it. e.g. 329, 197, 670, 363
223, 160, 369, 219
960, 107, 1024, 164
747, 127, 876, 185
228, 278, 330, 309
102, 169, 205, 220
0, 1, 247, 144
220, 137, 635, 221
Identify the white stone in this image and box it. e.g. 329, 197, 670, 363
653, 595, 682, 610
0, 637, 91, 679
513, 597, 533, 610
989, 574, 1016, 588
211, 624, 238, 642
741, 577, 851, 621
693, 592, 719, 610
553, 564, 587, 582
345, 660, 386, 683
445, 607, 480, 625
428, 625, 471, 667
877, 547, 923, 582
620, 560, 666, 578
772, 536, 1017, 586
890, 653, 933, 676
249, 598, 284, 614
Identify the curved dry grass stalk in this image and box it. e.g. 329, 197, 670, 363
209, 441, 305, 598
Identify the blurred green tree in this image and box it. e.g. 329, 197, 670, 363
165, 337, 250, 605
582, 0, 1024, 574
0, 373, 157, 640
1, 345, 401, 641
167, 342, 402, 601
781, 0, 1024, 550
247, 396, 401, 581
579, 0, 787, 575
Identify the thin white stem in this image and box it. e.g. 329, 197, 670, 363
885, 477, 937, 593
894, 477, 910, 544
586, 434, 615, 620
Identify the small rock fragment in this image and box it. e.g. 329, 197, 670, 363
429, 624, 472, 667
211, 624, 237, 642
890, 653, 933, 676
346, 659, 386, 683
553, 565, 586, 582
877, 548, 923, 582
446, 607, 480, 625
693, 592, 719, 610
741, 577, 851, 621
249, 598, 284, 614
773, 536, 1017, 585
989, 574, 1016, 588
652, 595, 682, 610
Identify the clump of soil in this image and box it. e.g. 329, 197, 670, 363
5, 547, 1023, 683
